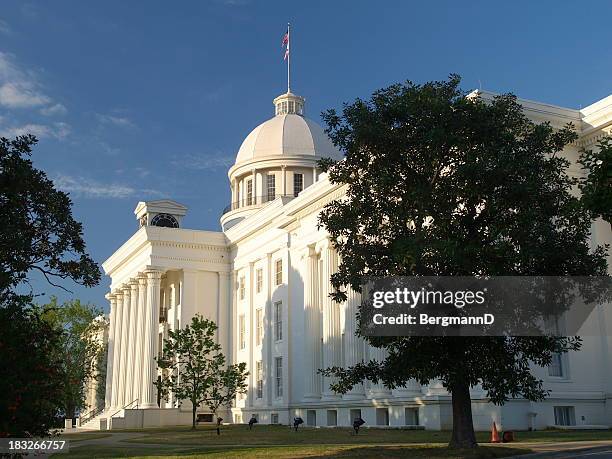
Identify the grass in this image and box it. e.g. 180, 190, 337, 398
60, 444, 528, 459
118, 424, 612, 446
55, 425, 612, 458
60, 432, 112, 442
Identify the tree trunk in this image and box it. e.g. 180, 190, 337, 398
449, 380, 477, 448
191, 405, 196, 430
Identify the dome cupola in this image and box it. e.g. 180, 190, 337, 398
221, 91, 343, 231
273, 92, 305, 116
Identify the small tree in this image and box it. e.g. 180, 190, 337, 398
38, 297, 106, 419
579, 136, 612, 227
205, 363, 248, 434
155, 315, 248, 430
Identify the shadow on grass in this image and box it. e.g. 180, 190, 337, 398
61, 444, 531, 459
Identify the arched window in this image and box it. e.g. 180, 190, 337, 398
150, 213, 179, 228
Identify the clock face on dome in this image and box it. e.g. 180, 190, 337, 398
150, 213, 179, 228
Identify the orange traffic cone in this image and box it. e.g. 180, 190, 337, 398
491, 422, 501, 443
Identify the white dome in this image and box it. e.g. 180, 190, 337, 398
235, 94, 343, 166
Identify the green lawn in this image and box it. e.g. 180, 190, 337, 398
56, 425, 612, 459
60, 432, 112, 442
61, 444, 528, 459
119, 424, 612, 446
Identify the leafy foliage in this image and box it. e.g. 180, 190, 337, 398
317, 76, 609, 448
38, 297, 106, 419
0, 135, 100, 293
0, 294, 65, 437
579, 136, 612, 225
0, 135, 102, 437
155, 315, 248, 430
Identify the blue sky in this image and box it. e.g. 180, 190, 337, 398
1, 0, 611, 312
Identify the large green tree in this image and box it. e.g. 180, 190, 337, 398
0, 135, 100, 293
155, 315, 248, 430
0, 135, 101, 436
38, 297, 106, 419
317, 76, 609, 448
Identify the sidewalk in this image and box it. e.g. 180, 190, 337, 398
506, 440, 612, 458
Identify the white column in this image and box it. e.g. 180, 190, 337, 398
118, 284, 132, 407
247, 261, 255, 407
124, 279, 138, 405
343, 289, 365, 399
265, 253, 273, 405
132, 273, 147, 407
104, 293, 117, 409
251, 168, 256, 204
281, 165, 287, 195
141, 269, 162, 409
217, 271, 230, 356
322, 242, 342, 399
110, 291, 124, 408
303, 245, 321, 399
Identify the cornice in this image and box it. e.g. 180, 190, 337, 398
228, 155, 320, 180
104, 225, 229, 278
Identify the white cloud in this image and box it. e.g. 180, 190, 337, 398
0, 19, 10, 35
0, 121, 70, 140
0, 81, 50, 108
53, 174, 165, 199
54, 174, 136, 199
0, 51, 69, 120
0, 53, 53, 109
173, 152, 234, 170
40, 103, 67, 116
96, 113, 136, 129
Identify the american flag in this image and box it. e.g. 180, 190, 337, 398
282, 30, 289, 60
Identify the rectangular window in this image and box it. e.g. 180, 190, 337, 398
274, 301, 282, 341
405, 407, 419, 426
548, 353, 564, 377
239, 314, 246, 350
246, 179, 253, 206
271, 413, 279, 424
275, 357, 283, 398
239, 276, 245, 300
256, 308, 263, 346
256, 268, 263, 293
376, 408, 390, 426
293, 173, 303, 197
554, 406, 576, 426
266, 174, 276, 202
256, 361, 263, 399
275, 259, 283, 285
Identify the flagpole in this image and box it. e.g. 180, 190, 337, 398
287, 23, 291, 93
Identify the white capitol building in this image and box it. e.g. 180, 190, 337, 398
84, 88, 612, 431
